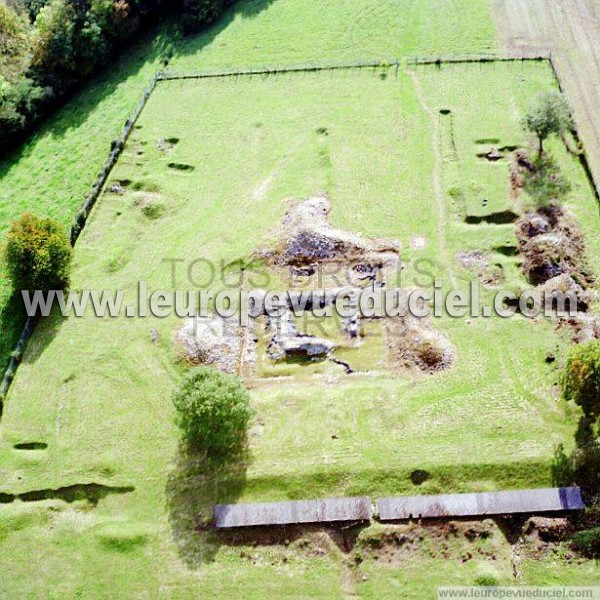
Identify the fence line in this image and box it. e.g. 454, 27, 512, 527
0, 316, 36, 406
158, 52, 551, 82
406, 50, 551, 66
158, 59, 400, 81
549, 53, 600, 202
70, 71, 162, 245
0, 69, 164, 410
2, 50, 597, 406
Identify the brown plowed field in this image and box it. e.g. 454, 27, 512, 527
493, 0, 600, 194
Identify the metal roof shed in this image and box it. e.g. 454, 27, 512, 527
214, 496, 372, 528
377, 487, 585, 521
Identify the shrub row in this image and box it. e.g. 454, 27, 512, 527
0, 0, 235, 155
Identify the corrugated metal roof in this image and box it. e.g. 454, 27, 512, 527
214, 496, 372, 528
377, 487, 585, 521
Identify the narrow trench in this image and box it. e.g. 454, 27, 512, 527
0, 483, 134, 506
329, 356, 354, 374
13, 442, 48, 450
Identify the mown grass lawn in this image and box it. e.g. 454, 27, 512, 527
1, 1, 599, 597
1, 56, 598, 597
0, 0, 496, 373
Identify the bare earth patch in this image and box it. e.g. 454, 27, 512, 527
177, 195, 454, 377
177, 315, 241, 374
456, 251, 505, 288
256, 194, 400, 268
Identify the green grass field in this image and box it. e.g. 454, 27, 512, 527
0, 0, 496, 374
0, 1, 599, 598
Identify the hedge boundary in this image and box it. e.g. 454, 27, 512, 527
1, 51, 598, 410
0, 69, 163, 411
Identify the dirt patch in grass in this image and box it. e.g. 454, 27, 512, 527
477, 147, 504, 162
515, 200, 598, 341
210, 515, 582, 574
557, 313, 600, 344
517, 516, 581, 562
386, 314, 455, 374
256, 195, 400, 268
456, 250, 505, 288
177, 315, 241, 374
357, 520, 498, 565
133, 193, 167, 220
217, 523, 358, 553
109, 182, 127, 194
358, 515, 586, 567
516, 203, 593, 287
156, 137, 180, 153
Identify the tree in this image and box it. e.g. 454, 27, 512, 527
3, 212, 72, 292
522, 91, 574, 157
522, 154, 571, 208
30, 0, 109, 88
2, 0, 240, 154
172, 367, 252, 460
181, 0, 232, 32
561, 340, 600, 420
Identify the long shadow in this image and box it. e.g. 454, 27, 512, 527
166, 440, 250, 569
0, 24, 171, 178
19, 308, 66, 366
0, 291, 27, 376
0, 1, 280, 383
171, 0, 279, 61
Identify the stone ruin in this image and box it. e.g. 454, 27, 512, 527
177, 194, 455, 377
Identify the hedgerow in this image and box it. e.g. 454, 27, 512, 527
0, 0, 236, 154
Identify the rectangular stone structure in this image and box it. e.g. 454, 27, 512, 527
214, 496, 372, 528
377, 487, 585, 521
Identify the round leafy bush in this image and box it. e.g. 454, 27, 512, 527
572, 527, 600, 559
561, 340, 600, 419
4, 212, 72, 292
172, 367, 252, 459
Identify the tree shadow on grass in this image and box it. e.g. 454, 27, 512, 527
165, 440, 251, 569
0, 24, 173, 178
0, 290, 27, 377
552, 417, 600, 508
171, 0, 279, 61
236, 0, 279, 19
0, 288, 89, 404
18, 309, 66, 366
0, 0, 281, 179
